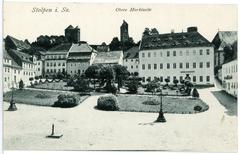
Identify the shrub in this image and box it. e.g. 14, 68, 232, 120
97, 95, 119, 111
192, 88, 199, 98
126, 80, 138, 94
19, 80, 24, 90
53, 94, 78, 108
194, 105, 202, 112
73, 77, 89, 92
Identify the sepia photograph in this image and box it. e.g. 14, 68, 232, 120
2, 2, 238, 152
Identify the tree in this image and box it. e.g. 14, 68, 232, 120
19, 80, 24, 90
126, 76, 141, 94
192, 88, 199, 98
145, 81, 159, 95
173, 79, 179, 87
85, 65, 101, 90
113, 65, 129, 91
73, 76, 89, 92
109, 37, 121, 51
164, 78, 170, 87
99, 65, 115, 93
56, 72, 64, 80
143, 28, 150, 36
150, 28, 159, 35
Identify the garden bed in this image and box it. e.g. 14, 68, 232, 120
3, 89, 88, 107
117, 94, 209, 114
31, 80, 74, 91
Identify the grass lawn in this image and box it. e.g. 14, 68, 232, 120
117, 94, 209, 114
3, 89, 89, 107
33, 81, 74, 91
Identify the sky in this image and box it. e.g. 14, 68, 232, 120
3, 3, 238, 45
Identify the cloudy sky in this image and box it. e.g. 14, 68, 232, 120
3, 3, 237, 44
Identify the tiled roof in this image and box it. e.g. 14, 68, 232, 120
124, 46, 139, 59
9, 49, 34, 64
67, 43, 96, 61
140, 31, 212, 50
212, 31, 237, 51
6, 35, 31, 50
3, 49, 23, 69
93, 51, 123, 64
47, 43, 72, 53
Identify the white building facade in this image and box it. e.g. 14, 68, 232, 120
123, 46, 139, 74
139, 27, 214, 85
222, 59, 237, 97
66, 42, 97, 76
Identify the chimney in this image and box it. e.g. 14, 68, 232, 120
187, 27, 198, 32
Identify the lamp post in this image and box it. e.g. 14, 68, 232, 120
8, 82, 17, 111
155, 90, 166, 122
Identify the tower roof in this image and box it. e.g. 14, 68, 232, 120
66, 25, 74, 29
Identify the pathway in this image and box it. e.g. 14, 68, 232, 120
3, 86, 237, 152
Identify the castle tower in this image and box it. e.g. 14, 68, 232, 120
65, 25, 80, 43
120, 20, 129, 42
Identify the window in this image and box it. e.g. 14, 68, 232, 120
47, 62, 49, 66
131, 65, 133, 69
148, 52, 151, 57
193, 50, 196, 55
54, 63, 56, 67
136, 65, 138, 69
160, 52, 162, 57
154, 52, 156, 57
199, 62, 203, 68
58, 63, 61, 66
38, 68, 40, 71
186, 50, 189, 56
193, 62, 196, 68
199, 49, 203, 55
167, 51, 170, 57
63, 63, 65, 66
186, 63, 189, 69
173, 51, 176, 56
142, 64, 145, 70
206, 49, 210, 55
167, 76, 170, 82
206, 76, 210, 82
167, 63, 170, 69
200, 76, 203, 82
180, 51, 183, 56
154, 64, 157, 69
131, 59, 133, 62
125, 59, 128, 62
58, 69, 61, 72
148, 64, 151, 70
142, 77, 145, 82
179, 63, 183, 69
4, 77, 7, 82
50, 62, 52, 67
206, 62, 210, 68
142, 53, 145, 58
18, 70, 20, 74
173, 76, 176, 80
173, 63, 176, 69
8, 68, 10, 72
193, 76, 196, 82
160, 63, 163, 69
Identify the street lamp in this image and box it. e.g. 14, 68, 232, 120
155, 90, 166, 123
8, 82, 17, 111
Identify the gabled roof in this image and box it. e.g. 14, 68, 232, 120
66, 25, 74, 29
124, 46, 139, 59
67, 43, 96, 61
140, 31, 212, 50
9, 49, 34, 64
6, 35, 31, 50
93, 51, 123, 64
212, 31, 237, 51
